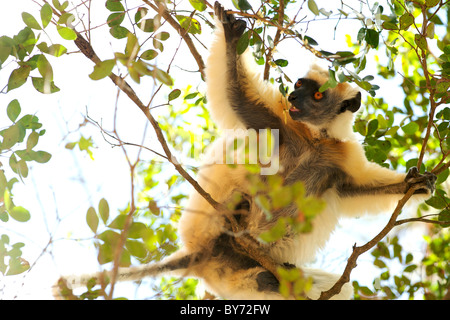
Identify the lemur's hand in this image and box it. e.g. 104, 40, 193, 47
214, 1, 246, 43
404, 167, 437, 195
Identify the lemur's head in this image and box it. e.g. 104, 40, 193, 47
287, 65, 361, 128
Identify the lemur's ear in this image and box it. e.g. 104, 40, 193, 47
340, 92, 361, 113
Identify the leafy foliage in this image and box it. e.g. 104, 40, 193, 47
0, 0, 449, 300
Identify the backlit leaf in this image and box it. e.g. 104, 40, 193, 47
7, 100, 21, 123
89, 59, 115, 80
401, 122, 419, 135
41, 3, 53, 29
86, 207, 99, 233
22, 12, 41, 30
141, 49, 158, 60
10, 206, 31, 222
189, 0, 206, 11
33, 151, 52, 163
8, 66, 31, 91
31, 77, 60, 94
98, 198, 110, 224
110, 25, 129, 39
168, 89, 181, 101
57, 26, 77, 40
308, 0, 320, 15
106, 0, 125, 12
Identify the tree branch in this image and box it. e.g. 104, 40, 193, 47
263, 0, 285, 80
318, 188, 416, 300
142, 0, 206, 78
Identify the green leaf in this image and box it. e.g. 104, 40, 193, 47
168, 89, 181, 101
175, 16, 201, 34
184, 92, 198, 100
426, 22, 435, 39
274, 59, 288, 67
140, 49, 158, 60
33, 151, 52, 163
125, 33, 139, 59
37, 43, 67, 57
86, 207, 99, 233
149, 200, 163, 216
126, 240, 147, 258
41, 3, 53, 29
108, 215, 127, 230
8, 66, 31, 92
238, 0, 252, 11
403, 265, 417, 273
52, 0, 69, 12
31, 77, 60, 94
98, 198, 110, 224
128, 222, 148, 239
137, 19, 155, 33
107, 12, 125, 27
154, 68, 173, 86
106, 0, 125, 12
89, 59, 115, 80
57, 26, 77, 40
399, 13, 414, 30
156, 32, 170, 41
382, 21, 398, 30
308, 0, 320, 15
414, 34, 427, 52
10, 206, 31, 222
425, 196, 447, 209
18, 159, 28, 178
26, 132, 39, 150
37, 54, 53, 80
259, 218, 286, 243
236, 31, 249, 55
401, 122, 419, 135
367, 119, 379, 136
58, 13, 75, 27
189, 0, 206, 11
7, 100, 21, 123
22, 12, 41, 30
109, 26, 129, 39
438, 209, 450, 227
14, 27, 37, 59
1, 125, 21, 149
436, 168, 449, 185
425, 0, 440, 7
365, 29, 380, 48
135, 7, 148, 23
304, 35, 318, 46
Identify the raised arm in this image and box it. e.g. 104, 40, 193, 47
205, 2, 287, 132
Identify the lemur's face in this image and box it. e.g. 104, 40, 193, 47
288, 78, 361, 126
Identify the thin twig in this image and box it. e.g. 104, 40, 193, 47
318, 188, 416, 300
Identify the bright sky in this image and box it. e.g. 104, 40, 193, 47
0, 0, 430, 299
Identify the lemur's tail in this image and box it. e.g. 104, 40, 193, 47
52, 251, 198, 299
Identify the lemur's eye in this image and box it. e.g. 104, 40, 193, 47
314, 92, 323, 100
295, 80, 302, 88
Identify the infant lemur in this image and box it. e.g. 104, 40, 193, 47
55, 2, 436, 300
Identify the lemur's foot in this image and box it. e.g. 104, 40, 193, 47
404, 167, 437, 194
214, 1, 246, 42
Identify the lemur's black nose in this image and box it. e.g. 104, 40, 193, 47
288, 93, 297, 102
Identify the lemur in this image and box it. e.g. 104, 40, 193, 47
54, 2, 436, 300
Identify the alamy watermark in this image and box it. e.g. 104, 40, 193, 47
174, 128, 280, 175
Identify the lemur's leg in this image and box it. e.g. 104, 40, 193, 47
214, 2, 285, 133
